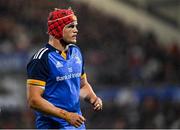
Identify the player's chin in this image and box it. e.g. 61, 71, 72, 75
70, 39, 77, 44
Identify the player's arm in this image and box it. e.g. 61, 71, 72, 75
27, 56, 85, 128
80, 74, 103, 111
27, 82, 85, 128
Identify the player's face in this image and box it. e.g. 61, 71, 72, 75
63, 21, 78, 43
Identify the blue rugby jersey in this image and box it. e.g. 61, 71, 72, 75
27, 43, 86, 129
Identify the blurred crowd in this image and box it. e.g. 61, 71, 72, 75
0, 0, 179, 128
82, 92, 180, 129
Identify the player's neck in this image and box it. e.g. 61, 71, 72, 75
49, 38, 66, 52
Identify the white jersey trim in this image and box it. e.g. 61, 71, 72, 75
38, 48, 49, 59
33, 48, 48, 59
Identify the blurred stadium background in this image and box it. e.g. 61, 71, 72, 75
0, 0, 180, 128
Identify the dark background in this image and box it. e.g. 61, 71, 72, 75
0, 0, 180, 128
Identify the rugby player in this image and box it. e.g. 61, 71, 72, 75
26, 8, 102, 129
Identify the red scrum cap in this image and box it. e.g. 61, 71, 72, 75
47, 8, 77, 39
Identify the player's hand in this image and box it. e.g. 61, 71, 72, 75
65, 112, 86, 128
92, 97, 103, 111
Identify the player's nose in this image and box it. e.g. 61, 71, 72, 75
74, 26, 78, 33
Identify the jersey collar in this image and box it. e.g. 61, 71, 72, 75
46, 43, 58, 52
46, 43, 76, 52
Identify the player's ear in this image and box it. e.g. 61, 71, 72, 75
54, 8, 60, 11
68, 7, 72, 10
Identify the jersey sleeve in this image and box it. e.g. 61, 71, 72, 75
81, 63, 86, 79
26, 58, 49, 87
80, 51, 87, 79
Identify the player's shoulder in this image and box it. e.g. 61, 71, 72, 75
27, 47, 50, 69
32, 47, 49, 60
68, 44, 82, 53
27, 46, 49, 65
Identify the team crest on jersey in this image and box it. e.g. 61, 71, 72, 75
75, 56, 82, 64
56, 61, 63, 68
68, 67, 73, 72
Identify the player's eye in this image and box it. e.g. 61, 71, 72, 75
67, 24, 77, 28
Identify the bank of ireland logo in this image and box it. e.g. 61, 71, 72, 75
56, 61, 63, 68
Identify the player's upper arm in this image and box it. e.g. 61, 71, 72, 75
80, 74, 88, 88
27, 84, 44, 107
26, 48, 49, 107
27, 61, 48, 108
